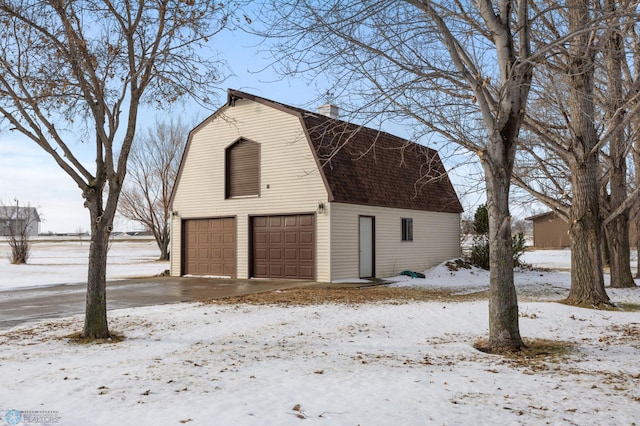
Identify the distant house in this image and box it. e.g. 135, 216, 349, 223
526, 210, 640, 250
526, 211, 570, 249
169, 89, 463, 282
0, 206, 41, 237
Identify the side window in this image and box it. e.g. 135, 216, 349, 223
401, 218, 413, 242
225, 138, 260, 198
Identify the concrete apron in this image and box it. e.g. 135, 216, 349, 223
0, 277, 369, 329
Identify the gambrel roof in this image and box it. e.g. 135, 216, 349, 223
227, 89, 463, 214
172, 89, 463, 214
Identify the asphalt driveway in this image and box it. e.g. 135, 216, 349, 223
0, 277, 345, 329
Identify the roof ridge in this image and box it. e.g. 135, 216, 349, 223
227, 88, 435, 152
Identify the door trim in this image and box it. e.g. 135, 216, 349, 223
359, 215, 375, 278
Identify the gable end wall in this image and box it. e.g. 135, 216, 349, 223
170, 99, 330, 280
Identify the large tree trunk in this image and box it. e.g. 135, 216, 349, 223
635, 118, 640, 279
82, 220, 111, 338
603, 0, 635, 289
564, 0, 610, 306
83, 235, 109, 337
567, 162, 610, 305
631, 19, 640, 279
484, 155, 522, 351
607, 217, 635, 288
81, 190, 114, 339
633, 158, 640, 278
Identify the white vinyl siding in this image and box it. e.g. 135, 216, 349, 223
170, 214, 181, 275
171, 99, 330, 280
330, 203, 460, 281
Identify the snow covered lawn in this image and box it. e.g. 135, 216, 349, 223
0, 237, 168, 290
1, 244, 640, 425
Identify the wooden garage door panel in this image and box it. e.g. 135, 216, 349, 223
252, 214, 315, 280
284, 265, 299, 278
284, 248, 298, 260
254, 265, 268, 276
284, 232, 298, 243
184, 218, 236, 277
269, 248, 283, 260
299, 231, 313, 244
269, 264, 283, 276
299, 215, 313, 226
300, 248, 313, 261
270, 233, 282, 243
254, 232, 267, 244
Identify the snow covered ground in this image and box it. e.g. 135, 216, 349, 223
0, 237, 168, 290
1, 243, 640, 425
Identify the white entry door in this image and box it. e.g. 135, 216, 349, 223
359, 216, 374, 278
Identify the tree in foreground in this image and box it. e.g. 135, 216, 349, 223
119, 118, 189, 260
0, 1, 242, 339
260, 0, 535, 351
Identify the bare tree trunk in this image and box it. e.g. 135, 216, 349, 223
632, 21, 640, 279
567, 160, 610, 305
472, 0, 531, 352
607, 217, 635, 287
600, 184, 611, 268
81, 177, 121, 339
484, 152, 522, 350
564, 0, 610, 306
636, 150, 640, 278
158, 226, 169, 261
82, 198, 112, 339
83, 227, 110, 338
603, 0, 635, 288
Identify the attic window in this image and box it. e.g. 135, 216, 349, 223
225, 138, 260, 198
401, 218, 413, 242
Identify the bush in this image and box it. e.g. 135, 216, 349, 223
468, 232, 527, 270
467, 205, 528, 270
474, 204, 489, 235
469, 235, 490, 270
512, 232, 527, 267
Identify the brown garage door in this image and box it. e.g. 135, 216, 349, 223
183, 218, 236, 277
252, 214, 315, 279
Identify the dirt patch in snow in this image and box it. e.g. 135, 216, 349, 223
208, 286, 489, 306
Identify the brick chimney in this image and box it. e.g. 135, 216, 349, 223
317, 104, 339, 119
